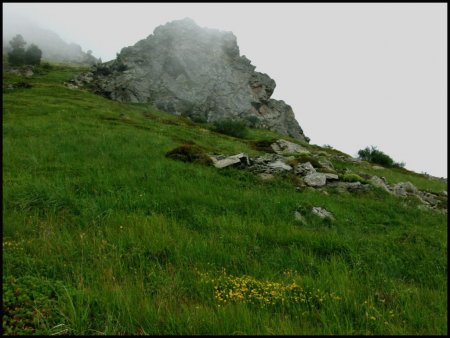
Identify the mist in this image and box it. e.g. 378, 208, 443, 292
3, 3, 447, 178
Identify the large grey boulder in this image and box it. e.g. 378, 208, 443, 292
74, 18, 308, 141
294, 162, 316, 176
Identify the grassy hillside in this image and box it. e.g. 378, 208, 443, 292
2, 65, 447, 335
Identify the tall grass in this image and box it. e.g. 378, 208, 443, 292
2, 64, 447, 335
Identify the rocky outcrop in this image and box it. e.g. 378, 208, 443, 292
71, 18, 308, 141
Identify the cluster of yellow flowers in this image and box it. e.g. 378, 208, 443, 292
3, 239, 31, 251
362, 299, 396, 324
199, 269, 342, 309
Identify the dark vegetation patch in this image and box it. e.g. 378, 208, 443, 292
4, 81, 33, 91
288, 154, 322, 169
211, 119, 248, 138
165, 144, 213, 165
248, 139, 277, 153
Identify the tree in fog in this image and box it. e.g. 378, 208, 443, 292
8, 34, 26, 66
24, 44, 42, 65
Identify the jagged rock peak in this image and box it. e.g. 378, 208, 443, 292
76, 18, 309, 141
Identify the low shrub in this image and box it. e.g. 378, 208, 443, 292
2, 275, 71, 335
358, 146, 404, 168
165, 144, 213, 165
212, 119, 248, 138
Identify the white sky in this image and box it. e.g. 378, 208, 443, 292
3, 3, 447, 178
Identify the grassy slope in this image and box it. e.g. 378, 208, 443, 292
2, 65, 448, 335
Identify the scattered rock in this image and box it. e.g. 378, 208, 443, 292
327, 181, 371, 193
303, 173, 327, 187
267, 160, 292, 172
372, 165, 384, 170
318, 158, 334, 171
324, 173, 339, 181
418, 192, 439, 207
311, 207, 335, 221
392, 182, 418, 197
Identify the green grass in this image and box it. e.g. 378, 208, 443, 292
2, 64, 448, 335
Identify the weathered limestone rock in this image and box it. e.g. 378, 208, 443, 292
303, 173, 327, 187
73, 18, 308, 141
392, 181, 418, 197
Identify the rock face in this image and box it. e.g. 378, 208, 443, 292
73, 18, 308, 141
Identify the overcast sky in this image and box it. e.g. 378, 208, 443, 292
3, 3, 447, 178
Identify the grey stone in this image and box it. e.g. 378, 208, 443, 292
213, 157, 241, 169
324, 173, 339, 181
418, 192, 439, 206
212, 153, 249, 169
294, 211, 307, 225
392, 182, 418, 196
294, 162, 316, 176
311, 207, 335, 221
73, 18, 308, 141
304, 173, 327, 187
271, 139, 309, 155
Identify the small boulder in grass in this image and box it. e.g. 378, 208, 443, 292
165, 144, 213, 165
311, 207, 335, 221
